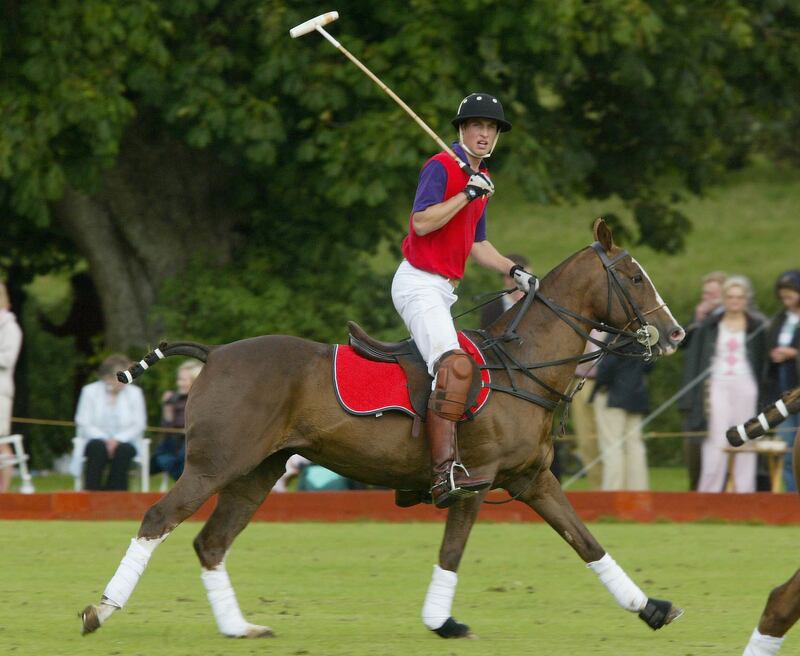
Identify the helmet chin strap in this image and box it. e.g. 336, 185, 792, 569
458, 125, 501, 160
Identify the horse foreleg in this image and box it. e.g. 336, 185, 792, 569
193, 454, 288, 639
742, 569, 800, 655
80, 469, 220, 635
422, 491, 485, 639
510, 469, 682, 630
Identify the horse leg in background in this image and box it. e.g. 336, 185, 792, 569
193, 453, 289, 638
741, 425, 800, 656
422, 491, 485, 639
80, 464, 226, 635
741, 570, 800, 655
510, 469, 682, 630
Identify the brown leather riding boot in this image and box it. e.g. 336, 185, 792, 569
426, 350, 490, 508
427, 411, 490, 509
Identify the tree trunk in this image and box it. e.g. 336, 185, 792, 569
53, 120, 241, 350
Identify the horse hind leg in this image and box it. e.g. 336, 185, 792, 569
742, 568, 800, 655
194, 452, 289, 639
80, 465, 222, 635
509, 469, 682, 631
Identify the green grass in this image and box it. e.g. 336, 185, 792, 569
1, 521, 797, 655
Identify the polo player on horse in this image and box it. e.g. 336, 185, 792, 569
391, 93, 537, 508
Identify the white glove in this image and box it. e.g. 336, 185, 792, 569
510, 265, 539, 294
463, 172, 495, 202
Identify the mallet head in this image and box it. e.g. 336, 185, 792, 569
289, 11, 339, 38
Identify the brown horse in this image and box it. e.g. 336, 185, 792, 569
80, 219, 686, 640
727, 385, 800, 654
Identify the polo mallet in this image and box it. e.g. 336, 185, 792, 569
289, 11, 474, 175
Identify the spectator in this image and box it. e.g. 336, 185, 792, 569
570, 330, 605, 489
480, 253, 529, 327
762, 269, 800, 492
152, 360, 203, 482
272, 454, 362, 492
74, 354, 147, 491
678, 271, 726, 490
0, 282, 23, 493
592, 336, 653, 491
686, 276, 767, 493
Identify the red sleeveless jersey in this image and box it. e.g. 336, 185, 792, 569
401, 152, 489, 281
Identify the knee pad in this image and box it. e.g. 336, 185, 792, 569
428, 350, 479, 421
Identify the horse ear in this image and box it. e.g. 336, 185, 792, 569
593, 218, 614, 252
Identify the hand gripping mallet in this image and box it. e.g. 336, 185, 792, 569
289, 11, 475, 175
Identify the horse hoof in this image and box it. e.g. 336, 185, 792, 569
242, 624, 274, 639
665, 605, 685, 625
433, 617, 475, 639
638, 598, 682, 630
80, 605, 101, 636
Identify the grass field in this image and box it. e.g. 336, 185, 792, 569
2, 520, 798, 656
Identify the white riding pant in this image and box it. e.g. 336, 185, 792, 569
392, 260, 460, 376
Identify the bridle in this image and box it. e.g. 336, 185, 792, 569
475, 241, 668, 412
590, 242, 666, 360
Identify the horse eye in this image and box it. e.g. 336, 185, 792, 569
632, 274, 643, 284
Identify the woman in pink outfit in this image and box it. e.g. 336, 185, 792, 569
690, 276, 767, 492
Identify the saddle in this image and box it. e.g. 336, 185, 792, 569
346, 321, 484, 421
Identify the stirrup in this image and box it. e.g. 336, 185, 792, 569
431, 462, 480, 500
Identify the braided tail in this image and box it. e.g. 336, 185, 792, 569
117, 341, 211, 384
726, 385, 800, 447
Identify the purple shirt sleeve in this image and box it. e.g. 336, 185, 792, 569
411, 160, 448, 213
474, 209, 487, 242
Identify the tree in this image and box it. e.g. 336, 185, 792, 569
1, 0, 798, 350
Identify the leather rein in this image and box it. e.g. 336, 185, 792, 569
475, 241, 665, 413
475, 241, 665, 505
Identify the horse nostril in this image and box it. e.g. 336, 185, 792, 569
670, 328, 685, 344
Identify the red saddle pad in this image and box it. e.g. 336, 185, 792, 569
333, 332, 491, 420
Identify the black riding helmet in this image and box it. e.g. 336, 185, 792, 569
451, 93, 512, 132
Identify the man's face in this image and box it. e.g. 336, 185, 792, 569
461, 119, 498, 157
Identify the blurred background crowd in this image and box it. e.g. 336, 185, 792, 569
1, 3, 799, 494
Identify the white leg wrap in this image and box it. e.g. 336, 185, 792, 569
201, 563, 251, 637
744, 628, 785, 655
587, 553, 648, 612
422, 565, 457, 630
103, 535, 166, 609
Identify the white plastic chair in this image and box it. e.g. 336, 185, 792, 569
0, 434, 35, 493
71, 437, 151, 492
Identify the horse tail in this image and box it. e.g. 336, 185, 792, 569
726, 385, 800, 446
117, 341, 212, 384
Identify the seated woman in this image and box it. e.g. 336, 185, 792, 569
74, 354, 147, 491
151, 360, 203, 482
